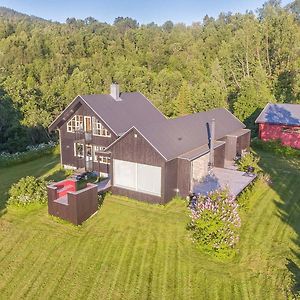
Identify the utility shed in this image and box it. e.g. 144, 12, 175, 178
256, 103, 300, 149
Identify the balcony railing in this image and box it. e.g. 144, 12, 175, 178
74, 129, 92, 143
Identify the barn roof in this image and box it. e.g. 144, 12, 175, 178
255, 103, 300, 126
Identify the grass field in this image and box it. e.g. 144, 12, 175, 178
0, 151, 299, 299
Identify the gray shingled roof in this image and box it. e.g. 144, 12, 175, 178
179, 141, 226, 160
50, 91, 246, 161
109, 108, 245, 161
81, 92, 166, 134
255, 103, 300, 126
49, 92, 166, 134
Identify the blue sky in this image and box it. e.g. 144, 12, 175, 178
0, 0, 292, 24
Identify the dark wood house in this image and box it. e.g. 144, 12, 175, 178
255, 103, 300, 149
49, 84, 251, 204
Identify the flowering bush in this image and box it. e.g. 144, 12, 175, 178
0, 141, 57, 167
187, 189, 241, 258
8, 176, 48, 206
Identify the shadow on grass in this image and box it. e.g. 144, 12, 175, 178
44, 169, 70, 182
0, 152, 60, 217
257, 148, 300, 296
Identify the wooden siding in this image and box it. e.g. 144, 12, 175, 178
259, 123, 300, 149
47, 181, 98, 225
164, 159, 179, 202
177, 158, 191, 198
236, 131, 251, 155
109, 128, 167, 204
58, 102, 117, 171
214, 144, 225, 168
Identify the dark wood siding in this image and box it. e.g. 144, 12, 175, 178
109, 128, 168, 204
164, 159, 178, 201
222, 135, 237, 162
58, 102, 117, 172
214, 144, 225, 168
236, 131, 251, 155
177, 158, 191, 198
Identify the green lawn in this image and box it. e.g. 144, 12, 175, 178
0, 151, 299, 299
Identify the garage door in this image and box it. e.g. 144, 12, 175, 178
113, 159, 161, 196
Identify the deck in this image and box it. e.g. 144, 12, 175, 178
193, 167, 256, 197
97, 178, 111, 193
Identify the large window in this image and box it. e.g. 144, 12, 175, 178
93, 146, 108, 163
92, 117, 111, 137
67, 115, 83, 132
113, 159, 161, 196
74, 143, 84, 157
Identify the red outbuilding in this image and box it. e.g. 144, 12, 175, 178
255, 103, 300, 149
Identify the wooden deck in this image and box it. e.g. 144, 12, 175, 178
193, 167, 256, 197
97, 178, 111, 193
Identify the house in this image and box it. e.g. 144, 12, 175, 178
49, 84, 251, 204
255, 103, 300, 149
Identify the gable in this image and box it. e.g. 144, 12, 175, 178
49, 95, 118, 135
108, 127, 166, 165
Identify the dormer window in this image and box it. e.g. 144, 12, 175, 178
92, 117, 111, 137
67, 115, 83, 132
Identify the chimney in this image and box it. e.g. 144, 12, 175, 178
209, 118, 215, 168
110, 83, 121, 101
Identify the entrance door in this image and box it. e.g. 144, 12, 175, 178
85, 145, 93, 171
84, 116, 92, 132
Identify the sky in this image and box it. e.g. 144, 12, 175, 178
0, 0, 292, 24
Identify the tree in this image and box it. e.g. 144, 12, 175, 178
233, 67, 274, 131
173, 80, 192, 116
162, 20, 174, 32
113, 17, 139, 32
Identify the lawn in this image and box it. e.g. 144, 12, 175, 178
0, 150, 299, 299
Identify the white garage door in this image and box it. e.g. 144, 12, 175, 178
113, 160, 136, 190
113, 159, 161, 196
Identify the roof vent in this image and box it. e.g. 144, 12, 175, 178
110, 83, 121, 101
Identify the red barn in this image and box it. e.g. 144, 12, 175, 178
255, 103, 300, 149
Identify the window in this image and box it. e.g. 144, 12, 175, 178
93, 145, 107, 162
84, 116, 92, 132
98, 156, 110, 165
74, 143, 84, 157
282, 127, 300, 134
67, 115, 83, 132
113, 159, 161, 196
92, 117, 111, 137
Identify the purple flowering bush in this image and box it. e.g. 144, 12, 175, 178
187, 189, 241, 258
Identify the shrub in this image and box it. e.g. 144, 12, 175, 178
8, 176, 48, 206
236, 152, 262, 174
252, 138, 300, 158
237, 174, 271, 211
0, 141, 57, 167
187, 189, 241, 258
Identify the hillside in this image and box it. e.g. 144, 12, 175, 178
286, 0, 300, 18
0, 2, 299, 153
0, 6, 48, 22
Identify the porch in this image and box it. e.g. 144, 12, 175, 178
192, 167, 256, 197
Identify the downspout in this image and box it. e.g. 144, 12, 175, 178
209, 118, 216, 170
58, 128, 63, 167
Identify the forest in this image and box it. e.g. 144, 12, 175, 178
0, 0, 299, 153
